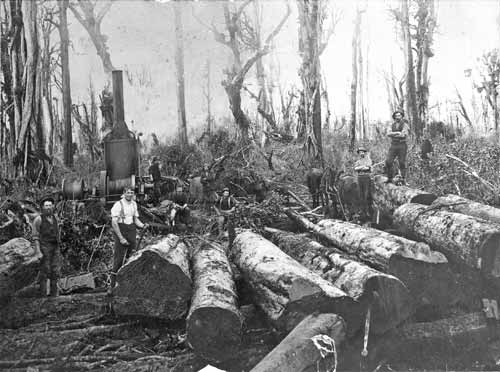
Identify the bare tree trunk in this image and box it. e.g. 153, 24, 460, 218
174, 1, 187, 147
349, 8, 362, 151
401, 0, 420, 139
59, 0, 73, 167
204, 59, 212, 136
69, 1, 115, 76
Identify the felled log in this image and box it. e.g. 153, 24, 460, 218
0, 238, 42, 302
112, 234, 192, 319
250, 313, 345, 372
372, 174, 437, 216
394, 203, 500, 281
378, 312, 499, 365
0, 323, 136, 359
285, 209, 455, 316
187, 241, 242, 362
264, 227, 412, 334
231, 230, 361, 334
0, 293, 109, 329
432, 194, 500, 225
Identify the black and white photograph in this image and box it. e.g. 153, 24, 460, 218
1, 0, 500, 371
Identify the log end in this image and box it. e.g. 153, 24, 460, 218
187, 306, 242, 362
481, 232, 500, 281
361, 275, 413, 334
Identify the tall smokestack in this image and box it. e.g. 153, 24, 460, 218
112, 70, 125, 128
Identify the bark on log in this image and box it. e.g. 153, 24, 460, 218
187, 241, 242, 362
0, 238, 42, 302
112, 234, 192, 319
378, 312, 499, 364
250, 313, 345, 372
373, 174, 437, 216
264, 227, 413, 334
0, 323, 137, 360
285, 209, 456, 315
0, 293, 109, 329
394, 203, 500, 282
231, 230, 361, 334
432, 194, 500, 225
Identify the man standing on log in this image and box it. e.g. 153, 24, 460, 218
32, 197, 61, 297
110, 187, 148, 288
354, 146, 373, 221
385, 110, 410, 184
214, 187, 237, 239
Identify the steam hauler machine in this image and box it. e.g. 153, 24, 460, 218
61, 70, 151, 204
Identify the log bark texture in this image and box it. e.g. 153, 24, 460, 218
231, 230, 361, 334
285, 209, 456, 315
0, 238, 42, 302
394, 203, 500, 281
378, 312, 499, 365
432, 194, 500, 225
250, 313, 345, 372
0, 293, 109, 329
112, 234, 192, 319
187, 241, 242, 362
264, 227, 413, 334
373, 174, 437, 216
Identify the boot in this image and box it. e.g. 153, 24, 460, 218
49, 279, 59, 297
39, 278, 48, 297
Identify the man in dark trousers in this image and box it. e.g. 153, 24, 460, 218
110, 187, 148, 288
354, 146, 373, 221
385, 110, 410, 184
214, 187, 237, 239
32, 197, 61, 296
149, 156, 162, 202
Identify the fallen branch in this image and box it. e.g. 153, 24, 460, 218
445, 154, 498, 192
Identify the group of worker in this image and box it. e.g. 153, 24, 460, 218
32, 108, 421, 297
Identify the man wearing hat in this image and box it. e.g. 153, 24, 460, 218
110, 187, 148, 288
32, 196, 61, 296
385, 110, 410, 183
214, 187, 237, 238
354, 147, 373, 220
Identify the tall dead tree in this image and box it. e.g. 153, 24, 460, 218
58, 0, 73, 167
210, 0, 290, 141
173, 1, 187, 147
203, 59, 213, 136
69, 0, 115, 76
476, 50, 500, 134
297, 0, 338, 164
349, 7, 363, 152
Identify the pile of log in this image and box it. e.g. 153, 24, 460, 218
285, 208, 456, 316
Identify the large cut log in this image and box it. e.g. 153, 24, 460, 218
0, 293, 109, 329
231, 230, 361, 334
187, 241, 242, 362
377, 312, 499, 366
250, 313, 345, 372
372, 175, 437, 216
112, 234, 192, 319
285, 209, 456, 316
394, 203, 500, 282
432, 194, 500, 225
264, 227, 412, 334
0, 238, 42, 302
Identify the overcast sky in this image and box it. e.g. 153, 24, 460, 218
67, 0, 500, 139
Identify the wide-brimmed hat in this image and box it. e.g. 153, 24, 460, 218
39, 196, 55, 207
392, 110, 405, 119
222, 187, 230, 192
357, 146, 368, 154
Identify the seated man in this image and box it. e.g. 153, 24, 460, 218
214, 187, 237, 238
166, 186, 191, 230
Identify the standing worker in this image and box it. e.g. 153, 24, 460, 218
32, 197, 61, 297
354, 147, 373, 221
110, 187, 148, 288
385, 110, 410, 184
149, 156, 162, 203
214, 187, 237, 239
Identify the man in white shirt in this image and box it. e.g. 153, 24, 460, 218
110, 187, 148, 288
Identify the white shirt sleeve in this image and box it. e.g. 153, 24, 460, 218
110, 201, 121, 218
